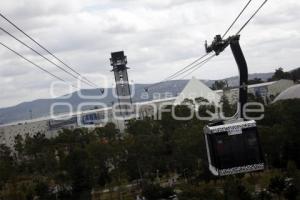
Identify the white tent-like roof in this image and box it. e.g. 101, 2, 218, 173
174, 77, 221, 105
273, 84, 300, 103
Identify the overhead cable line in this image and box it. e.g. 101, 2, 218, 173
162, 53, 210, 81
144, 53, 211, 90
164, 53, 215, 81
144, 1, 254, 91
144, 0, 260, 92
145, 53, 214, 91
236, 0, 268, 35
181, 54, 216, 79
0, 26, 95, 88
0, 41, 78, 89
0, 13, 99, 88
222, 0, 253, 38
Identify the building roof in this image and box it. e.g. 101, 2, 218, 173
0, 97, 177, 128
248, 81, 276, 88
215, 81, 277, 94
273, 84, 300, 102
174, 77, 220, 105
214, 80, 295, 95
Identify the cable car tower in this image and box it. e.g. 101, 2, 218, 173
203, 35, 265, 176
110, 51, 133, 117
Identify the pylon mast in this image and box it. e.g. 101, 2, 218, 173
110, 51, 132, 117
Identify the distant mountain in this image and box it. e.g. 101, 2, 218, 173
0, 72, 273, 125
205, 72, 274, 87
0, 82, 186, 125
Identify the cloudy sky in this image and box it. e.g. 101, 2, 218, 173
0, 0, 299, 108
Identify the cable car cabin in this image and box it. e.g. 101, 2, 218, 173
204, 120, 264, 176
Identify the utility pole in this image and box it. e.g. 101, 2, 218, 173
29, 109, 33, 120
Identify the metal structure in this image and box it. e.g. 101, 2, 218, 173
205, 35, 248, 117
203, 35, 265, 176
110, 51, 133, 117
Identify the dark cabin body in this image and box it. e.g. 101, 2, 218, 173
204, 120, 264, 176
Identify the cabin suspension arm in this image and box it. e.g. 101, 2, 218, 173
205, 35, 248, 118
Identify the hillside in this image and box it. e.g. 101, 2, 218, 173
0, 73, 273, 124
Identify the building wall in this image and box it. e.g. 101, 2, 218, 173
268, 79, 294, 99
0, 98, 176, 150
216, 80, 294, 104
0, 120, 50, 149
1, 80, 292, 150
0, 128, 5, 146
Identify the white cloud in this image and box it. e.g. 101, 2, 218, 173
0, 0, 299, 107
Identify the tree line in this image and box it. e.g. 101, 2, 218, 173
0, 98, 300, 199
211, 67, 300, 90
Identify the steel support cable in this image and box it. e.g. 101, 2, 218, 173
138, 0, 268, 92
165, 53, 215, 81
0, 27, 95, 88
0, 13, 99, 88
222, 0, 253, 38
144, 53, 210, 90
145, 53, 215, 90
194, 0, 269, 83
181, 54, 216, 79
160, 0, 268, 90
144, 0, 254, 91
236, 0, 268, 35
162, 53, 210, 81
0, 41, 79, 90
159, 0, 264, 85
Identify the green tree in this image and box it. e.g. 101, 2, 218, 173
195, 96, 209, 104
86, 142, 112, 187
219, 94, 235, 117
249, 78, 264, 85
260, 99, 300, 168
211, 80, 228, 90
179, 183, 223, 200
142, 183, 175, 200
290, 67, 300, 82
269, 68, 291, 81
93, 122, 119, 140
14, 134, 24, 156
182, 98, 194, 106
63, 148, 93, 200
223, 177, 253, 200
268, 176, 286, 200
171, 122, 206, 178
21, 133, 57, 175
0, 145, 15, 189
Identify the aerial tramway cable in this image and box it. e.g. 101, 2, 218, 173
144, 0, 261, 92
222, 0, 253, 38
162, 53, 211, 82
163, 53, 216, 81
0, 41, 79, 90
181, 54, 216, 79
236, 0, 268, 34
203, 0, 269, 177
0, 13, 100, 89
0, 0, 268, 93
143, 53, 211, 91
0, 26, 96, 88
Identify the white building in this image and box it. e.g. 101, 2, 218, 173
215, 79, 294, 104
174, 77, 220, 105
273, 84, 300, 103
0, 78, 293, 150
0, 120, 51, 149
0, 78, 216, 149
